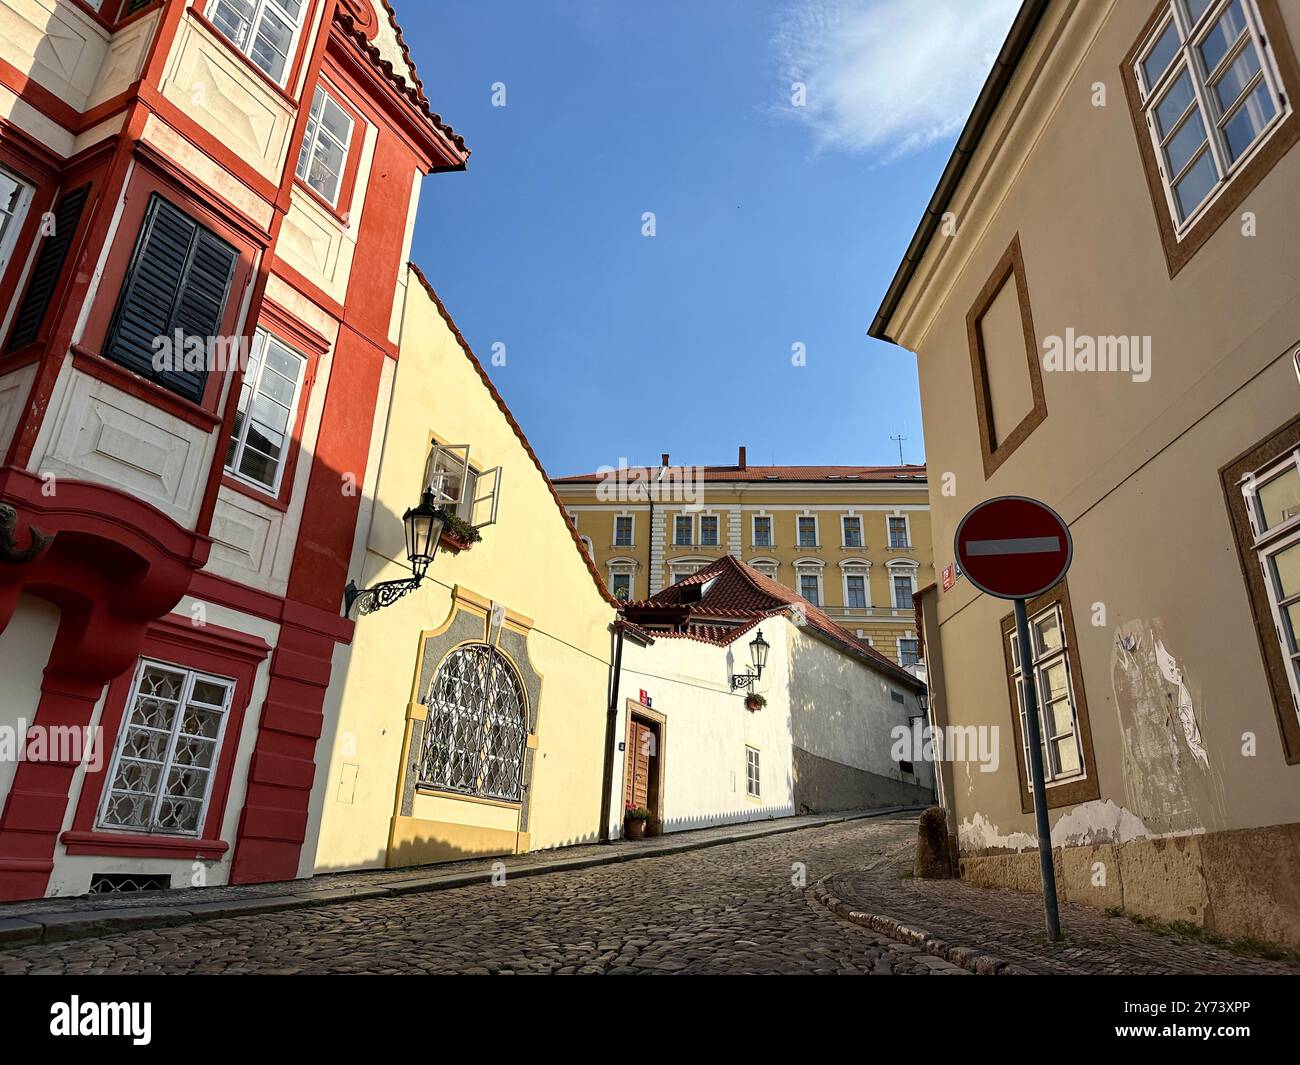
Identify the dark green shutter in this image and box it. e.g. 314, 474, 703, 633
6, 184, 90, 352
102, 194, 238, 403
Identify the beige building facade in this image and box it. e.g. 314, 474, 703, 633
553, 452, 933, 667
874, 0, 1300, 945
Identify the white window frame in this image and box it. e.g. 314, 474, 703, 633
795, 559, 824, 607
898, 636, 921, 667
745, 745, 761, 798
699, 513, 720, 546
674, 512, 694, 546
748, 556, 779, 581
1007, 602, 1085, 788
841, 514, 864, 548
97, 659, 235, 837
0, 165, 35, 282
607, 559, 636, 602
751, 513, 774, 548
889, 565, 917, 609
206, 0, 309, 88
613, 514, 635, 547
425, 442, 502, 529
796, 513, 819, 549
842, 565, 870, 609
1133, 0, 1290, 237
1241, 447, 1300, 720
887, 514, 911, 549
668, 557, 709, 584
296, 85, 356, 207
225, 329, 307, 496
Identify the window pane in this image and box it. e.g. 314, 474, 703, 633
1142, 20, 1181, 90
1033, 610, 1063, 656
250, 393, 291, 434
1053, 736, 1082, 776
250, 9, 294, 82
1165, 109, 1209, 176
1173, 149, 1218, 220
1154, 69, 1197, 140
1284, 602, 1300, 653
1048, 698, 1074, 737
1212, 41, 1261, 113
1184, 0, 1215, 25
1222, 80, 1276, 162
1198, 0, 1248, 75
1271, 541, 1300, 600
319, 96, 352, 145
1256, 464, 1300, 531
1040, 660, 1069, 702
211, 0, 255, 48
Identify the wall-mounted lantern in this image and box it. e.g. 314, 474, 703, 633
344, 491, 444, 617
730, 629, 770, 692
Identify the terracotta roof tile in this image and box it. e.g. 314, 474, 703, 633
622, 555, 920, 687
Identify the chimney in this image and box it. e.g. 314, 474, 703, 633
661, 452, 670, 467
738, 445, 747, 469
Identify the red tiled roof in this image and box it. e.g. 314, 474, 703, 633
407, 264, 618, 608
622, 555, 921, 688
335, 1, 470, 158
553, 464, 926, 484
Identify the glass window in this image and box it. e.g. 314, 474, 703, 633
225, 331, 306, 493
752, 515, 772, 547
892, 573, 915, 609
1134, 0, 1287, 229
799, 573, 820, 606
0, 166, 33, 279
296, 87, 355, 206
614, 515, 633, 546
99, 661, 233, 836
419, 644, 527, 801
846, 574, 867, 608
842, 516, 863, 547
208, 0, 307, 86
888, 516, 910, 548
610, 572, 632, 601
899, 638, 920, 667
745, 746, 760, 797
1007, 603, 1083, 787
699, 515, 719, 546
674, 514, 693, 545
797, 516, 817, 547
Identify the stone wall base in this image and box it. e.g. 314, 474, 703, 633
959, 821, 1300, 948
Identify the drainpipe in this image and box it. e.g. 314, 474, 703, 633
598, 621, 626, 842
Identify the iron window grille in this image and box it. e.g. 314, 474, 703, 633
418, 644, 528, 802
98, 660, 234, 836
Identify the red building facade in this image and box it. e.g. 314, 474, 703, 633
0, 0, 467, 900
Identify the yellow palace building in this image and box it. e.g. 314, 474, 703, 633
553, 450, 933, 667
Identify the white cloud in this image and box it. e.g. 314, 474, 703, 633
774, 0, 1021, 161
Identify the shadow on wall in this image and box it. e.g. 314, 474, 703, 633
786, 635, 934, 812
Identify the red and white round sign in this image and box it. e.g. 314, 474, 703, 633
954, 496, 1072, 601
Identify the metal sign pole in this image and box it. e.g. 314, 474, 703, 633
1013, 595, 1062, 942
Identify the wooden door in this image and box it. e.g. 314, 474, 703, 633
624, 719, 653, 809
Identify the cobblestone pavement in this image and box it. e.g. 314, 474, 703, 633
816, 836, 1299, 976
0, 816, 967, 975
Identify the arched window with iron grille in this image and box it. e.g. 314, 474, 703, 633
418, 643, 528, 802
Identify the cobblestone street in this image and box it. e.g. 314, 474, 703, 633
1, 812, 1295, 975
0, 815, 964, 976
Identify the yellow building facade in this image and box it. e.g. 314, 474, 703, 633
552, 454, 933, 666
309, 266, 618, 873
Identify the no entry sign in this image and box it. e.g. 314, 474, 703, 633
954, 496, 1072, 601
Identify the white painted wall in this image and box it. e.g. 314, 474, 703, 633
608, 624, 796, 837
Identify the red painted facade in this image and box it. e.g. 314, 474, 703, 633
0, 0, 468, 899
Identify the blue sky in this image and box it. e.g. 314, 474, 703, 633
401, 0, 1018, 476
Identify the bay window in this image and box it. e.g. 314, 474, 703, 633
207, 0, 307, 87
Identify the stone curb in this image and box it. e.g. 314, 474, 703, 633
809, 878, 1034, 976
0, 806, 926, 950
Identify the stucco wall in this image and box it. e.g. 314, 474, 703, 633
892, 0, 1300, 877
609, 626, 796, 837
310, 270, 615, 872
786, 624, 933, 811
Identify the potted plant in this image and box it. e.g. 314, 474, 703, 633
437, 509, 483, 551
744, 692, 767, 712
623, 803, 650, 840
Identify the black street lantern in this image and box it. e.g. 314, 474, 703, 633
344, 491, 446, 616
403, 490, 445, 579
731, 628, 769, 692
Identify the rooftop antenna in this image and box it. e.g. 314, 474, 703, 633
890, 434, 908, 465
